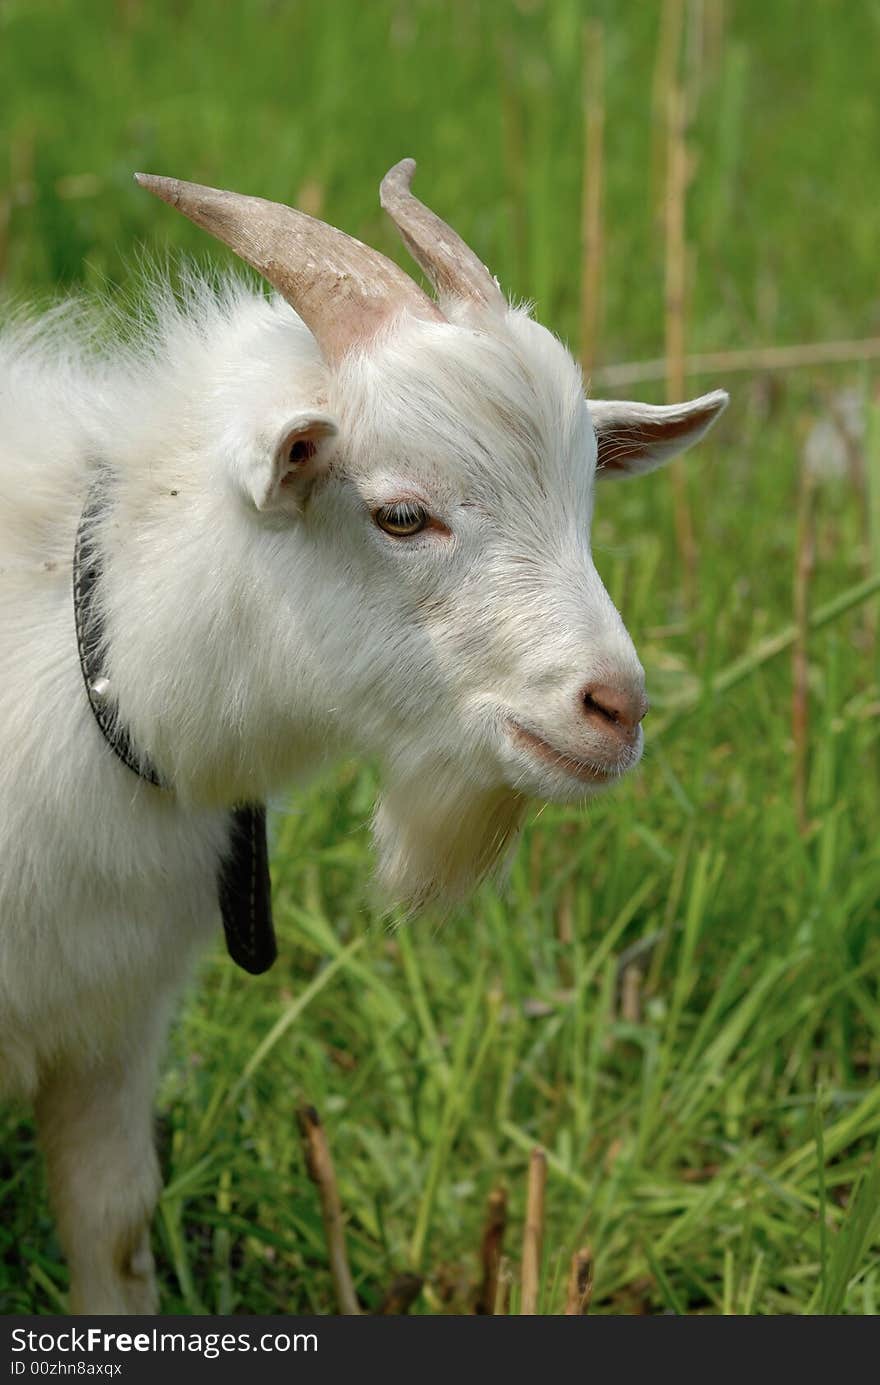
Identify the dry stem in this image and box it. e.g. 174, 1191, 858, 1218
792, 460, 815, 834
377, 1273, 424, 1315
296, 1105, 361, 1315
664, 75, 697, 606
580, 20, 605, 376
520, 1147, 547, 1315
564, 1247, 594, 1315
473, 1186, 508, 1315
591, 336, 880, 389
621, 963, 642, 1025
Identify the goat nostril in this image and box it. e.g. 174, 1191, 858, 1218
581, 682, 647, 735
583, 690, 619, 725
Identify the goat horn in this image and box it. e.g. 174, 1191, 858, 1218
134, 172, 444, 364
380, 159, 505, 311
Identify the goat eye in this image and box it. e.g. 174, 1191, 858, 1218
374, 502, 429, 537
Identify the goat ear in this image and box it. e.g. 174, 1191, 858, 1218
247, 412, 338, 513
591, 389, 728, 479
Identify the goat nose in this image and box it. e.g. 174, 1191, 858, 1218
580, 682, 648, 739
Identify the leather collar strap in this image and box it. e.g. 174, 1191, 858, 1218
72, 474, 277, 976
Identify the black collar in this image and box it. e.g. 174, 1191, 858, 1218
73, 474, 277, 975
73, 472, 163, 785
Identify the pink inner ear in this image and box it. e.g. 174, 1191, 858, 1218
281, 436, 318, 488
593, 390, 728, 476
277, 418, 336, 490
596, 428, 647, 473
599, 414, 710, 470
287, 438, 317, 466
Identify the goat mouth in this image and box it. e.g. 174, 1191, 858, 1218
505, 719, 622, 786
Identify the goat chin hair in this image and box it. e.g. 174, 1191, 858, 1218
372, 765, 528, 915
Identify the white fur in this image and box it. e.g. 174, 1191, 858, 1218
0, 268, 725, 1311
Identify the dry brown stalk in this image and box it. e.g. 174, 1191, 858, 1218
564, 1247, 594, 1315
377, 1273, 424, 1315
499, 38, 528, 292
621, 963, 642, 1024
685, 0, 708, 112
494, 1255, 513, 1316
868, 386, 880, 649
822, 388, 875, 650
580, 19, 605, 376
473, 1186, 508, 1314
296, 1105, 361, 1315
556, 876, 575, 986
591, 336, 880, 389
0, 195, 8, 285
703, 0, 726, 70
792, 459, 815, 835
664, 75, 697, 606
529, 827, 545, 897
520, 1147, 547, 1314
651, 0, 686, 225
553, 825, 578, 985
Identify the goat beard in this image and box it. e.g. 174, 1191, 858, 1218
371, 763, 528, 913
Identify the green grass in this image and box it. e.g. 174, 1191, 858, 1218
2, 0, 879, 1315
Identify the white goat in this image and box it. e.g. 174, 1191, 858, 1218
0, 160, 727, 1313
